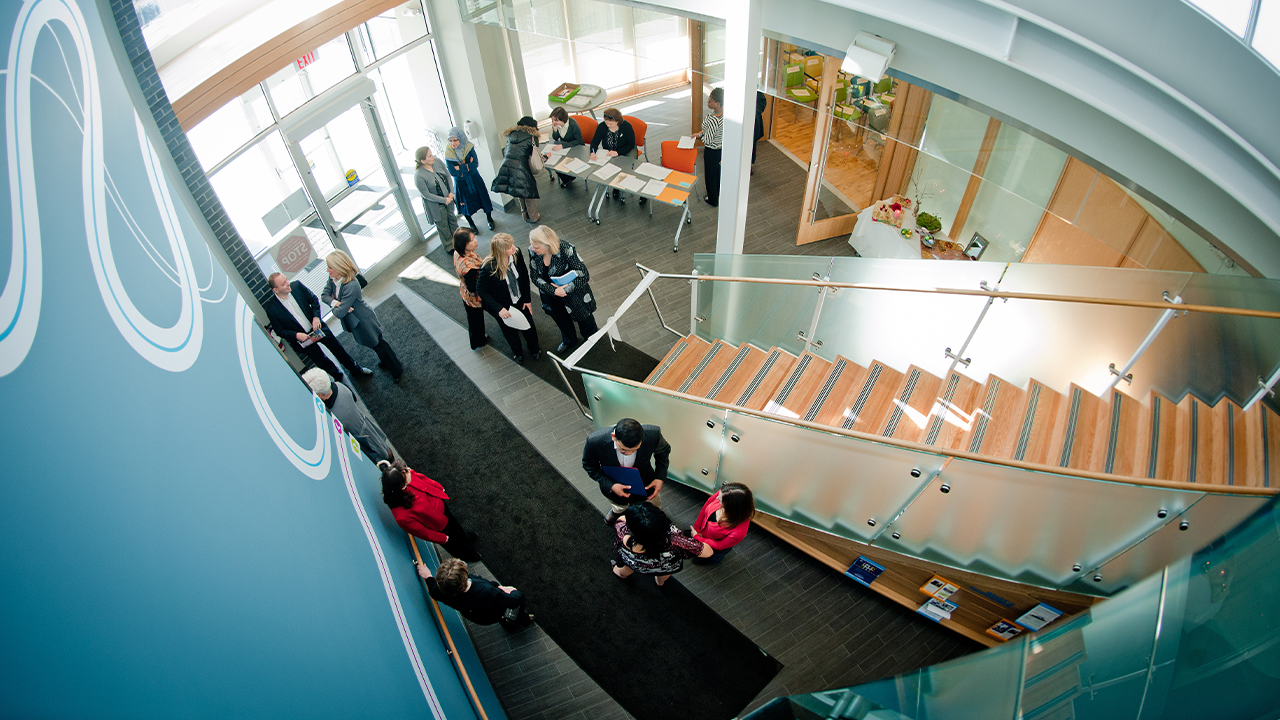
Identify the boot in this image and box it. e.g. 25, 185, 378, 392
486, 213, 496, 230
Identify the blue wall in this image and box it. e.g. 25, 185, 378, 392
0, 1, 476, 716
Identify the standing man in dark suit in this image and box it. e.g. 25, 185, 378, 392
582, 418, 670, 525
264, 271, 372, 384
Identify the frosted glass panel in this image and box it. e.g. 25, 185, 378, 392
693, 255, 830, 355
963, 178, 1049, 263
983, 124, 1068, 205
919, 96, 989, 171
909, 152, 971, 237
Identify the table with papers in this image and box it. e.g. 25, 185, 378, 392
546, 147, 698, 252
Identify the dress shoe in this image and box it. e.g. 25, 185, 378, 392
513, 354, 524, 364
704, 196, 718, 207
638, 197, 647, 206
530, 350, 541, 361
487, 217, 496, 230
353, 366, 374, 377
556, 341, 571, 354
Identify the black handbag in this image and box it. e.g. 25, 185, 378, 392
357, 273, 368, 289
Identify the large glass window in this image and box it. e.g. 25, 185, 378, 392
185, 85, 272, 170
266, 35, 358, 117
209, 131, 315, 256
353, 2, 430, 65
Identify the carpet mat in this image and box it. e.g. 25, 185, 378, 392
399, 242, 659, 402
341, 296, 782, 720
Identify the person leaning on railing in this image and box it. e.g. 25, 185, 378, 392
417, 558, 533, 631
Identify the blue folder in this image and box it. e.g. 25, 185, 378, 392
602, 465, 648, 498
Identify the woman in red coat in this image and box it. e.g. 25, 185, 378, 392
690, 483, 755, 565
380, 461, 481, 562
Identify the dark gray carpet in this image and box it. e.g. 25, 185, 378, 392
340, 296, 781, 720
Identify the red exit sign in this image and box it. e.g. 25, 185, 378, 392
296, 50, 317, 69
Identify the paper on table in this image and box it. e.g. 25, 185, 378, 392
634, 162, 670, 180
677, 135, 695, 149
589, 153, 611, 165
618, 175, 647, 193
577, 86, 600, 98
545, 145, 569, 157
567, 95, 590, 108
591, 164, 620, 181
641, 179, 667, 197
563, 158, 590, 174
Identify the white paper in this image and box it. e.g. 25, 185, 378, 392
618, 176, 647, 193
634, 162, 670, 180
589, 153, 611, 165
641, 179, 668, 197
502, 310, 530, 331
545, 145, 569, 157
577, 86, 600, 98
591, 164, 620, 181
567, 95, 590, 108
563, 158, 591, 174
677, 135, 695, 149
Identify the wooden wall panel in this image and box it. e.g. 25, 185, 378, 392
1023, 214, 1126, 267
1122, 218, 1206, 272
1047, 157, 1096, 218
171, 0, 405, 130
1074, 176, 1149, 254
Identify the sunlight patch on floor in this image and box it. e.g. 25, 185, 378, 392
399, 256, 458, 287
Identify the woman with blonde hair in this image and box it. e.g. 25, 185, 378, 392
322, 250, 403, 381
476, 233, 541, 364
528, 226, 597, 354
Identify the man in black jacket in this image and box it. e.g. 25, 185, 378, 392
582, 417, 670, 524
264, 272, 371, 383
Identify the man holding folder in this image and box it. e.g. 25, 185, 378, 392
582, 418, 670, 524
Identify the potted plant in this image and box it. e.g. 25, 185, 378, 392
916, 212, 942, 235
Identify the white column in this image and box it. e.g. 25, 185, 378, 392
713, 0, 762, 255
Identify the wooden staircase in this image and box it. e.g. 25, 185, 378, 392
645, 336, 1280, 488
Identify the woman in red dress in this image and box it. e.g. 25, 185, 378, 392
690, 482, 755, 565
379, 460, 481, 562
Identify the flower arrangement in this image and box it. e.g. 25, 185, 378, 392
870, 195, 912, 227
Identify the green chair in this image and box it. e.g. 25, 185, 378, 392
874, 76, 893, 94
784, 63, 804, 88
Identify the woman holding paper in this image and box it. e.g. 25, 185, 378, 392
548, 107, 583, 188
528, 226, 598, 354
445, 127, 496, 232
589, 108, 637, 203
477, 233, 541, 364
491, 116, 542, 224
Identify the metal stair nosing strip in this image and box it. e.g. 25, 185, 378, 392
1014, 384, 1043, 461
647, 342, 686, 386
1188, 399, 1199, 482
882, 368, 921, 438
677, 342, 722, 394
735, 349, 782, 407
1227, 404, 1235, 486
706, 344, 753, 401
804, 359, 847, 422
1147, 395, 1162, 479
1264, 408, 1271, 489
924, 373, 961, 446
1104, 391, 1122, 474
967, 378, 1001, 453
1058, 387, 1083, 468
841, 364, 883, 430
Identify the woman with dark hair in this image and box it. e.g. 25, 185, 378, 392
476, 233, 540, 364
548, 107, 583, 188
445, 127, 496, 232
589, 108, 636, 202
528, 225, 597, 354
452, 227, 489, 350
380, 460, 481, 561
491, 116, 542, 223
612, 503, 713, 586
690, 482, 756, 565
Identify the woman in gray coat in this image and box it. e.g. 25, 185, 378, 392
322, 250, 403, 381
415, 146, 459, 247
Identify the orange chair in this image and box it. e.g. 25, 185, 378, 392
623, 115, 648, 160
661, 140, 700, 212
571, 114, 597, 145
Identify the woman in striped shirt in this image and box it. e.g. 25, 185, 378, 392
694, 87, 724, 206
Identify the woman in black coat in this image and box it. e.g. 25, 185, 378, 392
528, 225, 597, 354
490, 116, 542, 224
476, 233, 541, 364
549, 107, 583, 188
589, 108, 637, 203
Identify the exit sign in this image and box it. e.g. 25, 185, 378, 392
296, 50, 317, 69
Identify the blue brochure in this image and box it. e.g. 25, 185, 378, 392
845, 556, 886, 586
602, 465, 648, 498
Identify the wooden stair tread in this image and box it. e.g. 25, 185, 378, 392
736, 347, 799, 410
764, 352, 833, 419
1103, 390, 1149, 477
879, 365, 944, 444
924, 371, 983, 449
1056, 384, 1106, 472
1012, 379, 1068, 465
829, 361, 905, 435
963, 375, 1026, 458
807, 358, 868, 427
677, 340, 739, 397
703, 344, 769, 402
1236, 400, 1267, 488
1174, 394, 1227, 484
1265, 405, 1280, 490
649, 335, 712, 392
1143, 391, 1180, 481
644, 338, 688, 386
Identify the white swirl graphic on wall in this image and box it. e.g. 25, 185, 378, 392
3, 0, 204, 377
236, 295, 330, 480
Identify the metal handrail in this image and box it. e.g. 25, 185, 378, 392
637, 263, 1280, 319
562, 364, 1278, 498
407, 537, 491, 720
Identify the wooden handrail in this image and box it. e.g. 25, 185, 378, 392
636, 264, 1280, 320
408, 537, 490, 720
571, 367, 1280, 497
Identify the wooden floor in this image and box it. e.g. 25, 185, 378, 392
767, 99, 883, 214
369, 85, 978, 720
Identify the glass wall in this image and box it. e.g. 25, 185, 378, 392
182, 0, 451, 286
